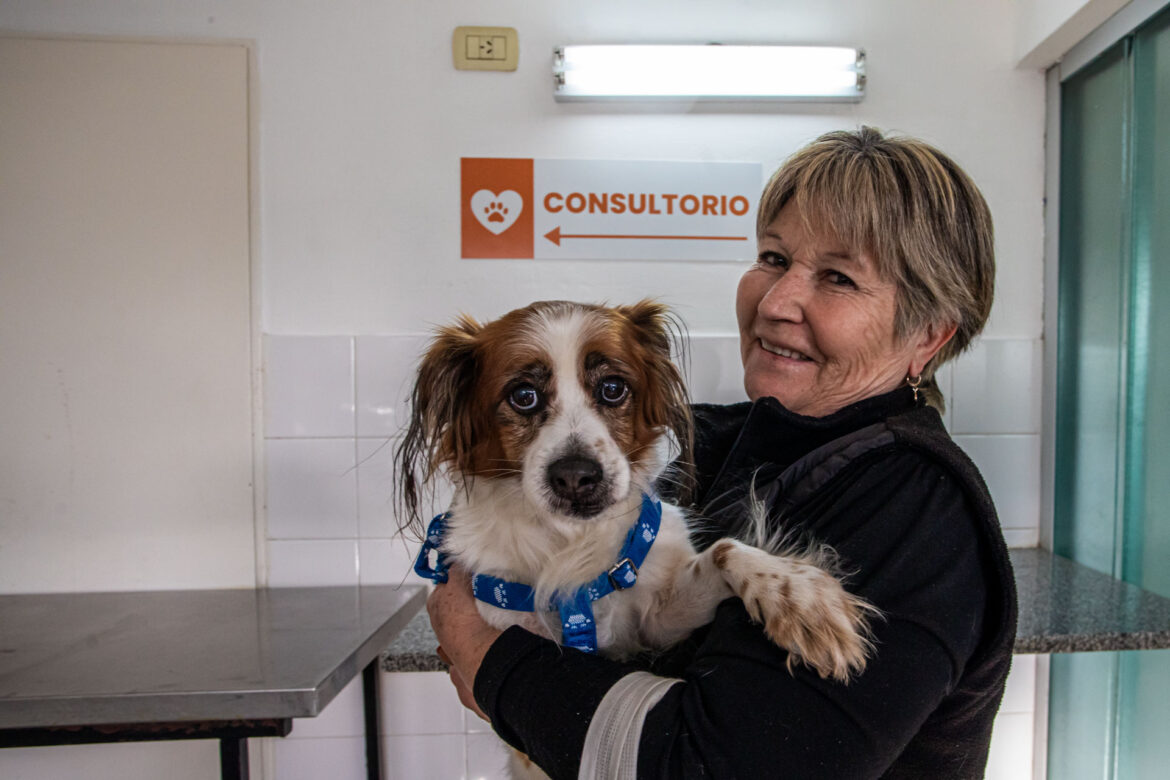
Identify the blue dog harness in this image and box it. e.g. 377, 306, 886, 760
413, 493, 663, 653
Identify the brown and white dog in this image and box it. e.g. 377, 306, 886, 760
396, 300, 874, 680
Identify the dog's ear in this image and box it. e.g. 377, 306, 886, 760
394, 315, 482, 533
619, 299, 673, 358
618, 300, 695, 504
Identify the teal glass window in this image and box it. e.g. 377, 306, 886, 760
1050, 5, 1170, 778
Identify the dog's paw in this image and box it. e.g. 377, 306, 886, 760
509, 747, 553, 780
711, 540, 878, 683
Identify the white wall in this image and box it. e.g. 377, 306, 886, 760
0, 36, 256, 594
1015, 0, 1133, 67
251, 0, 1045, 342
0, 0, 1045, 340
0, 1, 1049, 778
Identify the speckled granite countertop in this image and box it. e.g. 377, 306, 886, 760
381, 547, 1170, 671
1009, 547, 1170, 653
382, 609, 450, 672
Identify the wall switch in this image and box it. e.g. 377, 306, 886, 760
453, 26, 518, 71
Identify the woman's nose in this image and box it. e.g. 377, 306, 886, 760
758, 269, 809, 322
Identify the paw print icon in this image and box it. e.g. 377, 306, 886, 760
485, 201, 509, 223
470, 189, 524, 235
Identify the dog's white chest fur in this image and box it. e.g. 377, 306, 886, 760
443, 483, 698, 659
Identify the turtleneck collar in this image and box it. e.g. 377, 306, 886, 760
741, 385, 918, 463
691, 385, 920, 509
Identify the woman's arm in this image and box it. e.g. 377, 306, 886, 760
429, 567, 642, 766
459, 450, 994, 779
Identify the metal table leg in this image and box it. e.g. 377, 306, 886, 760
220, 736, 248, 780
1, 719, 287, 780
362, 659, 384, 780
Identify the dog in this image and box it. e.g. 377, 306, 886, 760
396, 300, 874, 773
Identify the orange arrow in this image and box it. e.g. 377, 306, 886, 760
543, 227, 748, 246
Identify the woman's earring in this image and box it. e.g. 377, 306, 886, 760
906, 374, 923, 404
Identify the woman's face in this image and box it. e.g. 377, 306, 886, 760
737, 204, 941, 416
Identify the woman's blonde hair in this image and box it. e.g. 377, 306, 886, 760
757, 127, 995, 382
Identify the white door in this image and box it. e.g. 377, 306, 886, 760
0, 37, 256, 592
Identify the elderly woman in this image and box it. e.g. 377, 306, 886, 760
428, 127, 1017, 779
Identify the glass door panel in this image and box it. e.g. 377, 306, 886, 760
1051, 5, 1170, 778
1053, 40, 1129, 576
1115, 12, 1170, 778
1126, 0, 1170, 600
1050, 38, 1129, 780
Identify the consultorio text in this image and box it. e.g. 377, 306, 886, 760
543, 192, 751, 216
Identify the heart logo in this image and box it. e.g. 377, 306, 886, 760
470, 189, 523, 235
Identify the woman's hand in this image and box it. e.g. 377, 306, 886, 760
426, 565, 502, 722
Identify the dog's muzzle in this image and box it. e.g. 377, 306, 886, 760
546, 454, 607, 517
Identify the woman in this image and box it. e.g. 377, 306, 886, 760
428, 127, 1017, 779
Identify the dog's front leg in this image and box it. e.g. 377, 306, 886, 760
702, 539, 876, 682
636, 543, 737, 650
639, 540, 874, 682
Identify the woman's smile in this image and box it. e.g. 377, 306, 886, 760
757, 339, 815, 362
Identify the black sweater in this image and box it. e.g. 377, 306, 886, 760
473, 388, 1018, 779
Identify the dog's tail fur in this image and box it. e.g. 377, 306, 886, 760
689, 473, 846, 581
741, 478, 843, 573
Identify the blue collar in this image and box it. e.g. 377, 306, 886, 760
413, 493, 663, 653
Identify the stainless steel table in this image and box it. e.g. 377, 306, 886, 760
0, 585, 427, 780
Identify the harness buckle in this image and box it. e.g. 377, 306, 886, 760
608, 557, 639, 590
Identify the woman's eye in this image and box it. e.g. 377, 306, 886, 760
508, 384, 542, 414
827, 271, 857, 288
597, 377, 629, 406
757, 251, 788, 269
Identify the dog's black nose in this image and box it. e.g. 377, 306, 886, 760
547, 456, 603, 503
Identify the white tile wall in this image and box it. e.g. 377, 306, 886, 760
267, 438, 358, 539
358, 537, 417, 586
934, 362, 955, 431
356, 335, 428, 438
263, 335, 428, 590
951, 339, 1043, 435
264, 334, 1044, 555
357, 437, 398, 539
986, 655, 1039, 780
379, 672, 466, 736
269, 660, 1038, 780
384, 734, 469, 780
268, 539, 359, 586
466, 732, 514, 779
262, 331, 1046, 779
292, 674, 367, 739
688, 335, 746, 404
265, 336, 355, 438
273, 736, 367, 780
949, 338, 1044, 548
954, 434, 1042, 548
273, 671, 510, 780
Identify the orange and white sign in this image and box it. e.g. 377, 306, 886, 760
461, 158, 760, 261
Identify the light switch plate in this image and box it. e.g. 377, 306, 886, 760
453, 26, 519, 71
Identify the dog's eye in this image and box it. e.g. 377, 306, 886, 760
508, 384, 542, 414
597, 377, 629, 406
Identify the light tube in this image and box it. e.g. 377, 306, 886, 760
553, 45, 865, 101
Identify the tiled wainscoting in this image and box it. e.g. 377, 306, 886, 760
263, 332, 1044, 778
262, 671, 511, 779
262, 657, 1038, 780
264, 334, 427, 588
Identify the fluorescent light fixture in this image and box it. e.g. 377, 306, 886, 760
553, 45, 865, 101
